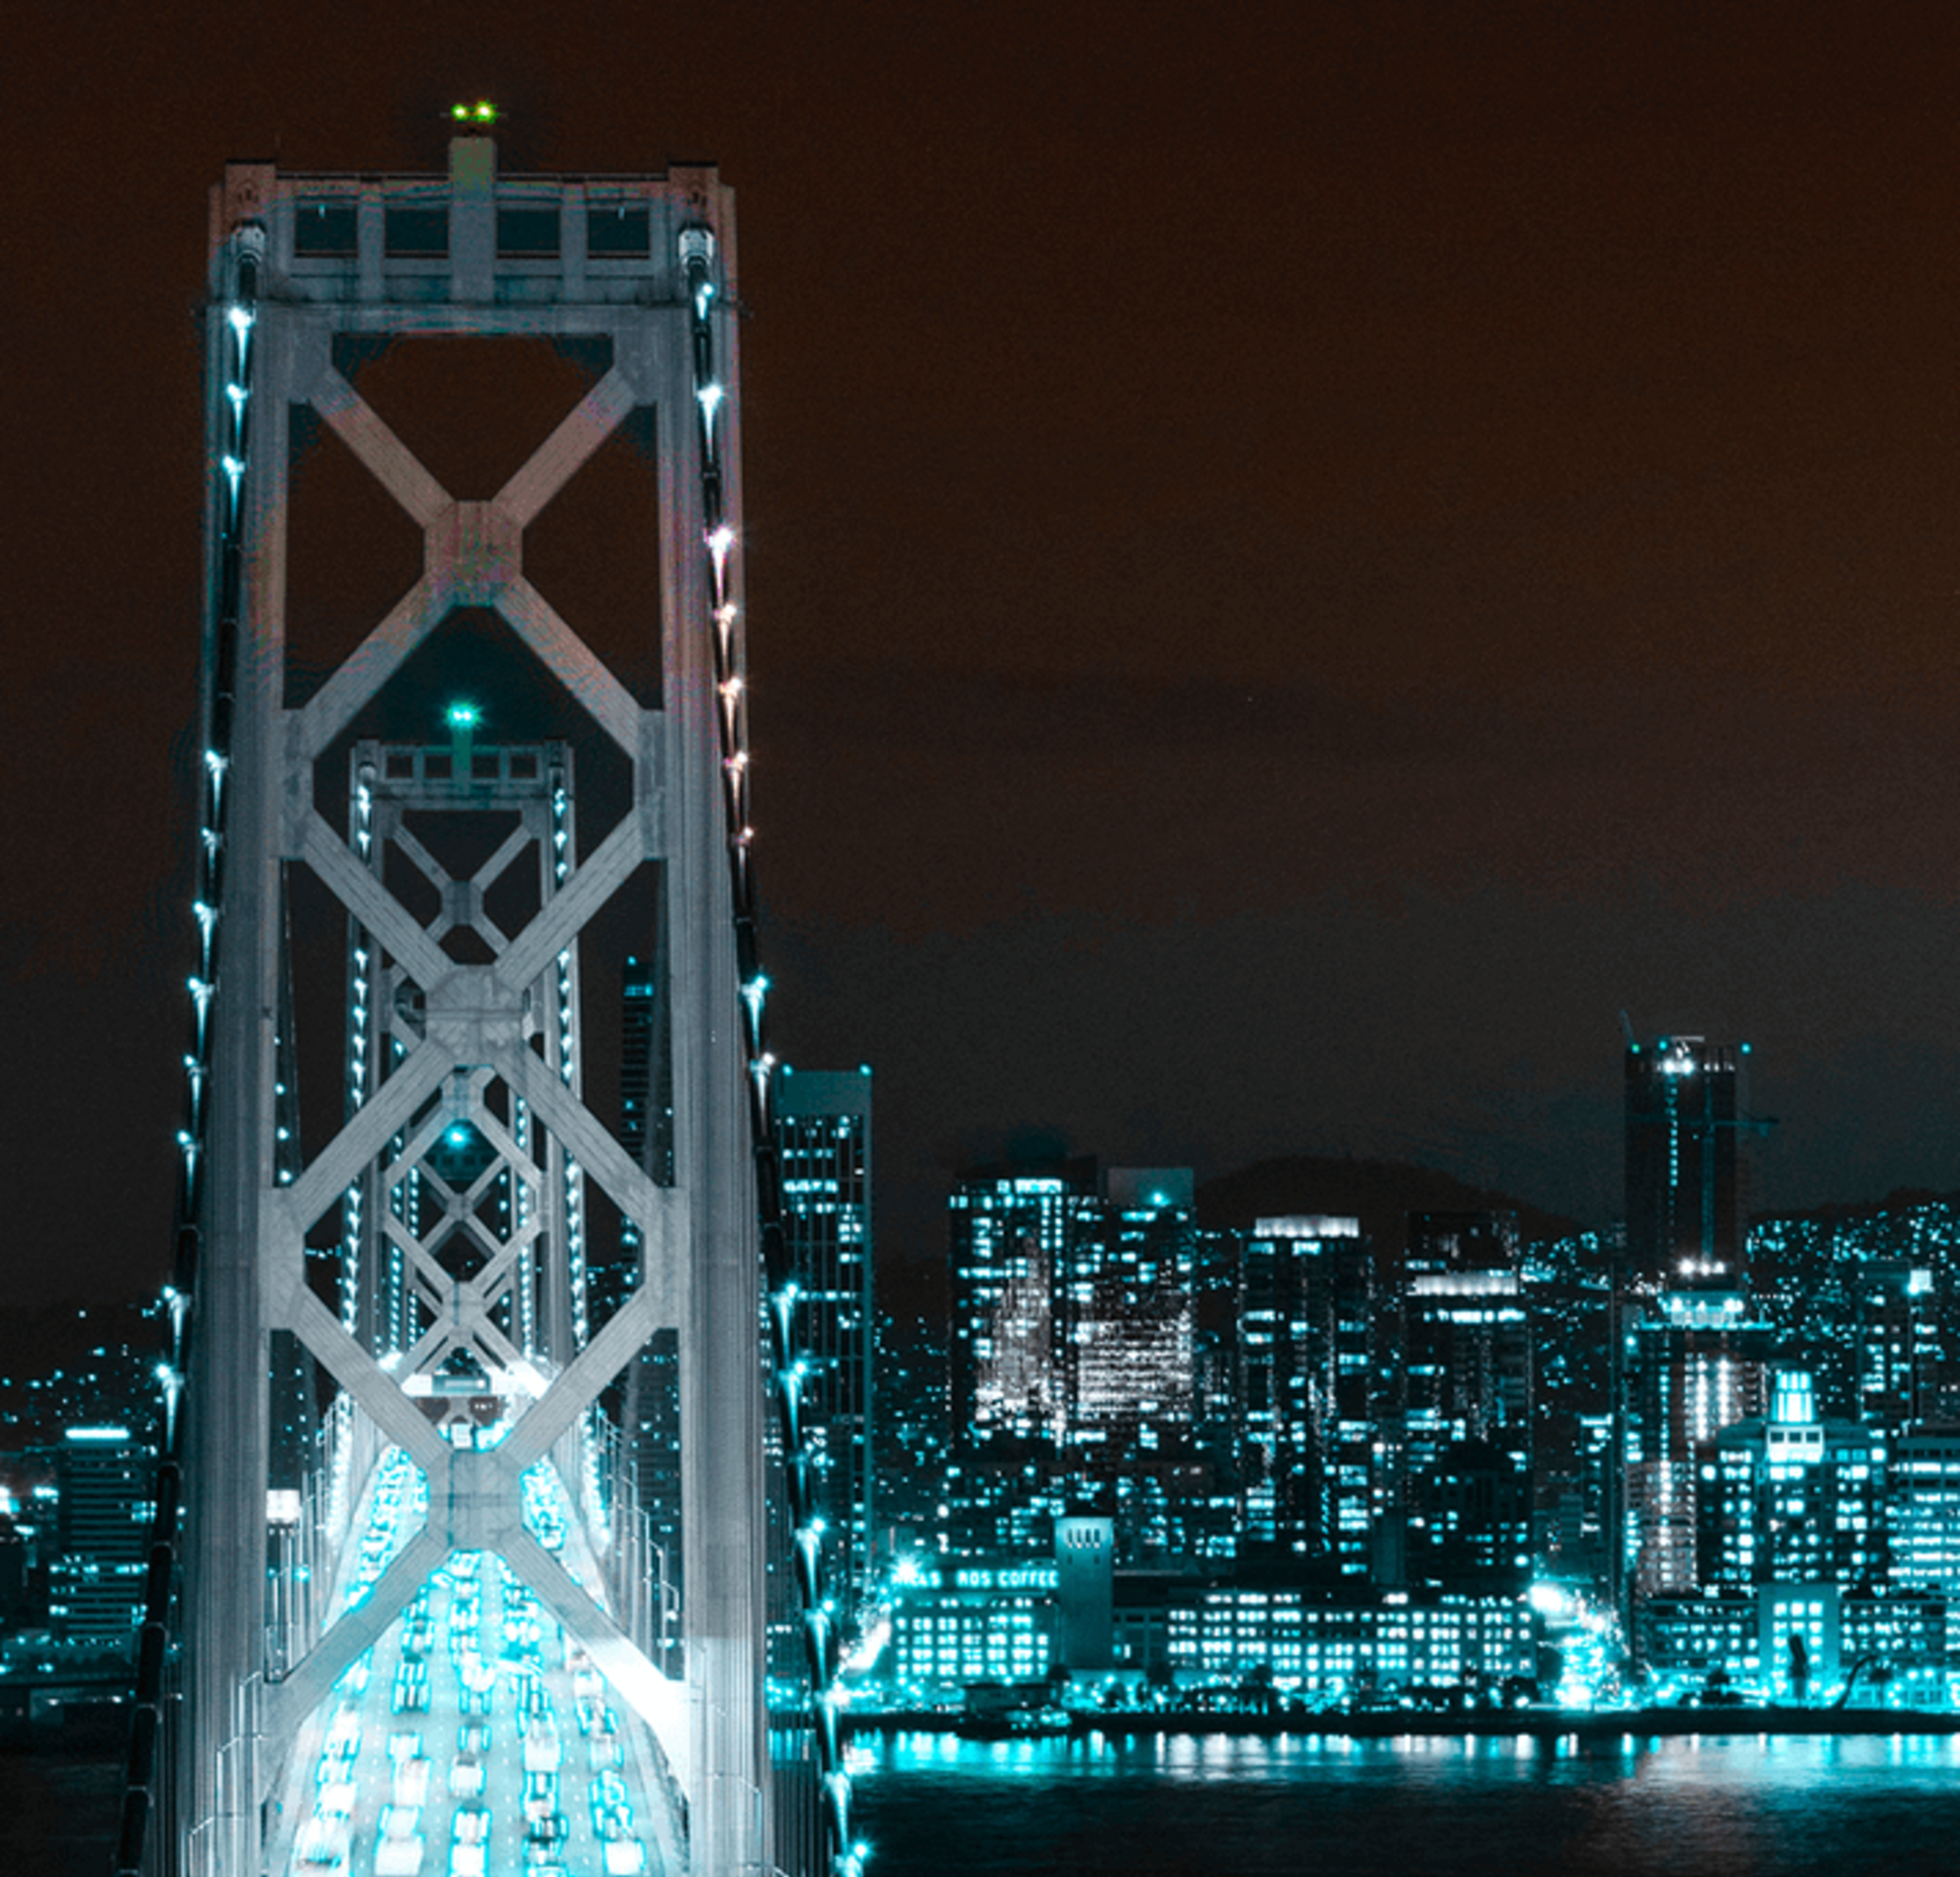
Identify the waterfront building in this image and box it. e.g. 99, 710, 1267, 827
883, 1558, 1057, 1697
1636, 1592, 1760, 1688
1054, 1514, 1115, 1670
1641, 1583, 1946, 1704
1840, 1592, 1948, 1706
1760, 1583, 1839, 1698
1164, 1585, 1531, 1698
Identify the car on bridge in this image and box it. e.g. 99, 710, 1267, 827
448, 1804, 490, 1877
295, 1816, 351, 1874
448, 1751, 484, 1801
375, 1804, 425, 1876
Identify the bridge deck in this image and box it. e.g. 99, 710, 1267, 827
283, 1454, 674, 1877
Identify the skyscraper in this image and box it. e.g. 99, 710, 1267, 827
1397, 1212, 1533, 1590
1858, 1262, 1947, 1437
1238, 1216, 1376, 1573
946, 1157, 1102, 1553
774, 1066, 875, 1610
1618, 1037, 1764, 1628
1619, 1290, 1773, 1605
1071, 1170, 1206, 1562
949, 1159, 1103, 1444
612, 953, 682, 1664
50, 1427, 151, 1647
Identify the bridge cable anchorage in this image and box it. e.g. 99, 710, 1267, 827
682, 215, 861, 1877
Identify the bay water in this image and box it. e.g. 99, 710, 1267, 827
853, 1728, 1960, 1875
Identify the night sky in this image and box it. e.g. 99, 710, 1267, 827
11, 3, 1960, 1311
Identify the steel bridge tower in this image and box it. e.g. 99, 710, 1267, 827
122, 137, 853, 1877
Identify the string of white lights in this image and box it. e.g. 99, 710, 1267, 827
679, 219, 866, 1877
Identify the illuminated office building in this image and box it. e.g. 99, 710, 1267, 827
1072, 1169, 1197, 1445
884, 1558, 1057, 1696
619, 947, 674, 1188
872, 1313, 951, 1546
949, 1158, 1101, 1452
1069, 1170, 1209, 1561
773, 1066, 874, 1607
1165, 1585, 1531, 1696
1642, 1587, 1948, 1704
1889, 1427, 1960, 1594
1398, 1212, 1533, 1590
1238, 1216, 1376, 1573
946, 1161, 1220, 1561
945, 1158, 1101, 1552
49, 1426, 151, 1646
1859, 1262, 1947, 1436
1616, 1039, 1764, 1623
1618, 1290, 1773, 1605
612, 954, 682, 1641
1700, 1368, 1885, 1591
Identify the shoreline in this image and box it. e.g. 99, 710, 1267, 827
848, 1704, 1960, 1742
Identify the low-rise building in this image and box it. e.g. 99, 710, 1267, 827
1642, 1584, 1948, 1705
884, 1559, 1055, 1697
1165, 1586, 1532, 1698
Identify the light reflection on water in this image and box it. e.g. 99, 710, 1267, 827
853, 1731, 1960, 1875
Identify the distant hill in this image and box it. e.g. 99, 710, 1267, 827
1749, 1188, 1960, 1227
1197, 1155, 1582, 1268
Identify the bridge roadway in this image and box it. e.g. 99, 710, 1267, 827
280, 1451, 670, 1877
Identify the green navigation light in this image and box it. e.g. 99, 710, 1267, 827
450, 100, 499, 125
446, 703, 481, 730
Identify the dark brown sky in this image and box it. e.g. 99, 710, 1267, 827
10, 1, 1960, 1303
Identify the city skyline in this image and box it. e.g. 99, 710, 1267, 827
22, 17, 1960, 1872
33, 1168, 1960, 1705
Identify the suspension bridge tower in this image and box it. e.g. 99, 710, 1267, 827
122, 129, 853, 1877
